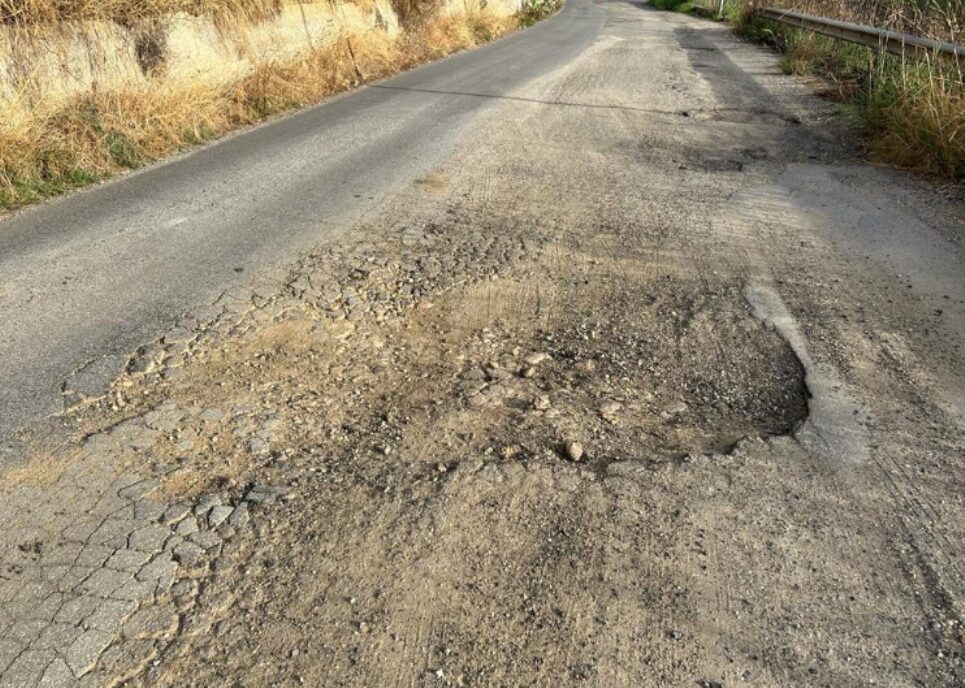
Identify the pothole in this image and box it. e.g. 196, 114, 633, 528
382, 269, 810, 471
745, 281, 869, 464
62, 211, 812, 492
15, 204, 817, 686
614, 136, 772, 173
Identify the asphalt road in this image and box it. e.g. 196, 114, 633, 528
0, 0, 604, 458
1, 2, 964, 686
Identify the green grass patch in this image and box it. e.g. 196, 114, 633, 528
181, 123, 219, 147
105, 131, 143, 169
0, 168, 98, 210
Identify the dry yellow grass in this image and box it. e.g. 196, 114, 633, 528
0, 4, 524, 208
1, 0, 289, 24
408, 8, 515, 57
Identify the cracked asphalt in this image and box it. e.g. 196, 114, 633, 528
0, 0, 602, 459
1, 1, 964, 687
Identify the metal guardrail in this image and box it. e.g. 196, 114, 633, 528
756, 7, 965, 64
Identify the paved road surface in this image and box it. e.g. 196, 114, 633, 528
1, 2, 963, 687
0, 0, 603, 456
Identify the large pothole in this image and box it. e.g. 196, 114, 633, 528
25, 204, 814, 686
62, 211, 809, 494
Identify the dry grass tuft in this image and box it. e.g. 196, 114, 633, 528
1, 0, 288, 25
864, 60, 964, 177
406, 8, 515, 58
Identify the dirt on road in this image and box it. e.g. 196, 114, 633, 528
1, 3, 963, 688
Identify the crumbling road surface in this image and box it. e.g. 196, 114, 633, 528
1, 1, 963, 687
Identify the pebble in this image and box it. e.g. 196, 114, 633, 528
485, 365, 513, 382
195, 493, 223, 517
499, 445, 521, 460
565, 441, 585, 462
462, 367, 487, 381
228, 503, 250, 529
175, 516, 200, 536
249, 438, 270, 455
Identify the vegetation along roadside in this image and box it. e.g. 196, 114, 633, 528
0, 0, 561, 211
650, 0, 964, 179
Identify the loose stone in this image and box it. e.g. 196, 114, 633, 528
244, 485, 289, 504
565, 441, 585, 462
228, 503, 250, 529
